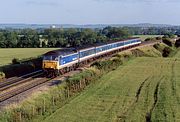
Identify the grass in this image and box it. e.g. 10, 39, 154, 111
133, 35, 163, 41
43, 56, 180, 122
174, 48, 180, 58
0, 48, 57, 66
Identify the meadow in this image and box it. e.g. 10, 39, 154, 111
0, 48, 57, 66
133, 35, 163, 41
44, 56, 180, 122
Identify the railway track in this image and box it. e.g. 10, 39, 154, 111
0, 41, 159, 103
0, 77, 50, 102
0, 70, 43, 91
0, 70, 45, 102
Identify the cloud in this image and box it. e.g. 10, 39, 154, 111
26, 0, 59, 6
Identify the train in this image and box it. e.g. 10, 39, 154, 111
42, 38, 141, 77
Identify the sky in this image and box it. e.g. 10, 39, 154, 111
0, 0, 180, 25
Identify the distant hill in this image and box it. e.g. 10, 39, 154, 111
0, 23, 176, 29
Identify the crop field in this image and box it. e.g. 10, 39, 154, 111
44, 57, 180, 122
0, 48, 57, 66
133, 35, 163, 41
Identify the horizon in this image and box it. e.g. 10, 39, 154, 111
0, 23, 178, 26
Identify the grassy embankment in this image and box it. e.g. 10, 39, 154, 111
44, 43, 180, 122
45, 57, 180, 122
0, 41, 179, 122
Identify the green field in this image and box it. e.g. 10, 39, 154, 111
133, 35, 163, 41
0, 48, 57, 66
44, 56, 180, 122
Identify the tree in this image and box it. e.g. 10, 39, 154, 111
0, 32, 5, 48
4, 32, 18, 47
106, 27, 131, 39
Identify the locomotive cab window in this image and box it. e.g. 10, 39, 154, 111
43, 56, 58, 61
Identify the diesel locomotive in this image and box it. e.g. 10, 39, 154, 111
42, 38, 141, 77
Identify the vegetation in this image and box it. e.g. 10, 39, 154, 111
0, 48, 57, 66
153, 43, 175, 57
43, 57, 180, 122
0, 38, 179, 121
162, 38, 173, 47
0, 26, 178, 48
133, 35, 162, 41
0, 27, 131, 48
0, 72, 5, 80
0, 49, 134, 122
43, 44, 180, 122
175, 38, 180, 48
128, 26, 180, 35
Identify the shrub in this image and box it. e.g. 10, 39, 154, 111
162, 47, 173, 57
175, 39, 180, 48
153, 43, 164, 53
12, 58, 20, 64
162, 38, 173, 47
144, 38, 152, 42
0, 72, 5, 80
144, 37, 156, 42
131, 49, 148, 57
156, 37, 162, 40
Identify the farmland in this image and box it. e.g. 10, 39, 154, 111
0, 48, 57, 66
44, 56, 180, 122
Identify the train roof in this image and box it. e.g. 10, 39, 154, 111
44, 37, 140, 56
75, 37, 140, 50
44, 48, 77, 56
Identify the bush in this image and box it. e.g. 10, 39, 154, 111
162, 47, 173, 57
175, 39, 180, 48
131, 49, 148, 57
163, 34, 175, 39
153, 43, 165, 53
12, 58, 20, 64
162, 38, 173, 47
156, 37, 162, 40
144, 38, 152, 42
0, 72, 5, 80
144, 37, 156, 42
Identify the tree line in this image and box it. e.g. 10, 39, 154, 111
127, 26, 180, 35
1, 26, 179, 48
0, 27, 131, 48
